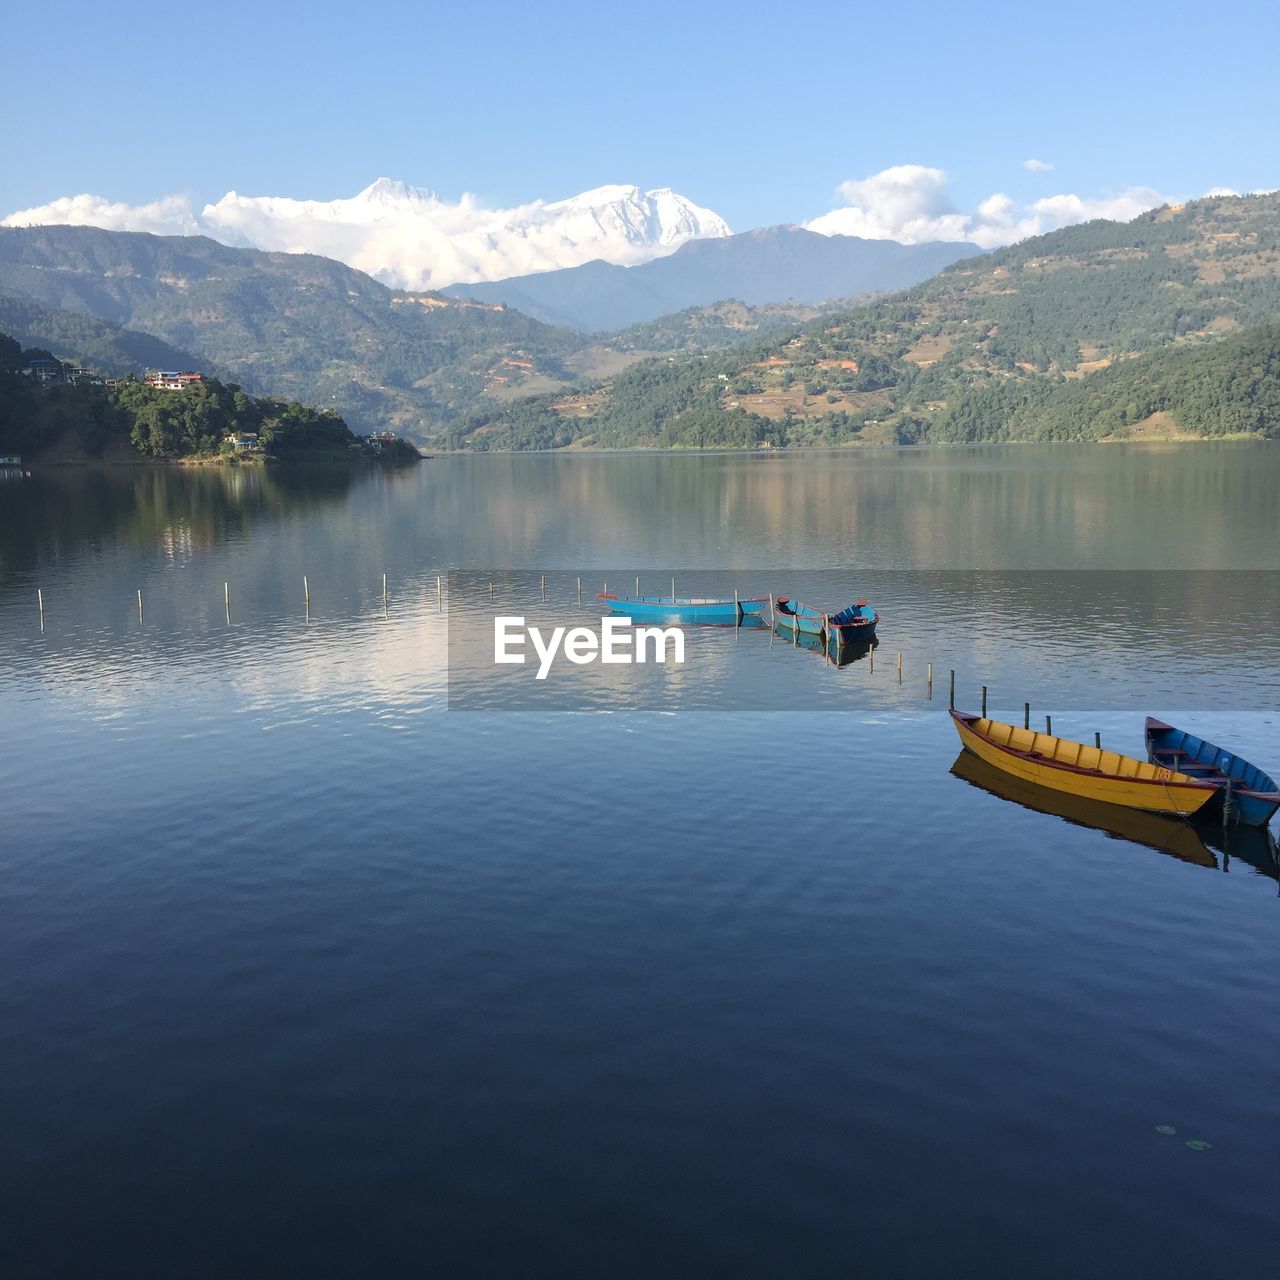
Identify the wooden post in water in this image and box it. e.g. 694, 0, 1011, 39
769, 594, 776, 626
671, 577, 676, 603
869, 645, 874, 672
897, 651, 903, 684
949, 669, 955, 710
540, 574, 545, 600
575, 576, 581, 603
1024, 702, 1030, 730
436, 575, 442, 607
224, 581, 230, 624
981, 685, 988, 718
382, 572, 389, 619
927, 662, 933, 699
635, 576, 640, 597
137, 588, 144, 623
304, 575, 311, 622
734, 587, 739, 626
37, 588, 44, 632
490, 580, 494, 601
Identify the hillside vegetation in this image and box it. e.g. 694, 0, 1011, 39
0, 330, 403, 463
0, 293, 212, 376
0, 227, 590, 436
452, 192, 1280, 448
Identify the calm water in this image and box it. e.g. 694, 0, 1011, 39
2, 445, 1279, 1278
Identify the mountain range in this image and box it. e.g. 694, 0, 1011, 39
2, 180, 733, 293
449, 192, 1280, 449
439, 226, 980, 332
5, 192, 1278, 451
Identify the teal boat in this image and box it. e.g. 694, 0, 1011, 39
774, 597, 878, 645
598, 592, 769, 625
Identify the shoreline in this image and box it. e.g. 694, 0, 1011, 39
422, 434, 1273, 457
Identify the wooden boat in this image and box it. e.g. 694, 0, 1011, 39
1144, 718, 1280, 828
774, 598, 878, 644
598, 592, 769, 625
950, 710, 1218, 817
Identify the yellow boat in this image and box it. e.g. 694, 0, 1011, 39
950, 710, 1218, 817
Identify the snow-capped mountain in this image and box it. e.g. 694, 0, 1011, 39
0, 179, 731, 291
205, 179, 731, 289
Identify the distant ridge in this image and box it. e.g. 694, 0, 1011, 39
442, 226, 982, 332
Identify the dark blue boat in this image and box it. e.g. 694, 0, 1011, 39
1144, 718, 1280, 828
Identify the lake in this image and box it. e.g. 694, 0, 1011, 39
2, 445, 1278, 1278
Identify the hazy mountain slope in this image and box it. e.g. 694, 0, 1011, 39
450, 192, 1280, 448
0, 226, 589, 435
440, 226, 981, 331
0, 293, 211, 375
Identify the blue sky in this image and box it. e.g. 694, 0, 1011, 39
4, 0, 1277, 230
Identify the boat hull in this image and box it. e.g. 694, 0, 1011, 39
773, 610, 826, 637
951, 711, 1216, 817
598, 594, 768, 625
774, 598, 878, 644
1145, 718, 1280, 828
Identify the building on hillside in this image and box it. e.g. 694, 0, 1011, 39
224, 433, 259, 452
22, 359, 63, 384
144, 370, 204, 391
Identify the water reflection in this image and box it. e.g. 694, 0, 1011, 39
0, 464, 372, 584
951, 748, 1279, 882
770, 623, 875, 668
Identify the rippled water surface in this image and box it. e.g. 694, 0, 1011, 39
2, 446, 1278, 1278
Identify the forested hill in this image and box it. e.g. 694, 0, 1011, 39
450, 192, 1280, 448
0, 330, 404, 463
0, 226, 589, 435
938, 318, 1280, 443
0, 293, 212, 378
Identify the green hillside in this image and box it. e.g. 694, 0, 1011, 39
0, 227, 594, 437
0, 293, 213, 375
0, 330, 413, 463
451, 192, 1280, 449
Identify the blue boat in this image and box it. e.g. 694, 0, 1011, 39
774, 597, 878, 645
598, 592, 770, 625
1144, 717, 1280, 828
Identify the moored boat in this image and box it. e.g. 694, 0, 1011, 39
950, 710, 1217, 817
1144, 718, 1280, 828
598, 592, 769, 625
774, 598, 878, 644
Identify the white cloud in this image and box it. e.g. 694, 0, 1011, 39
0, 192, 203, 236
804, 164, 1176, 249
1, 179, 731, 290
1022, 158, 1054, 173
